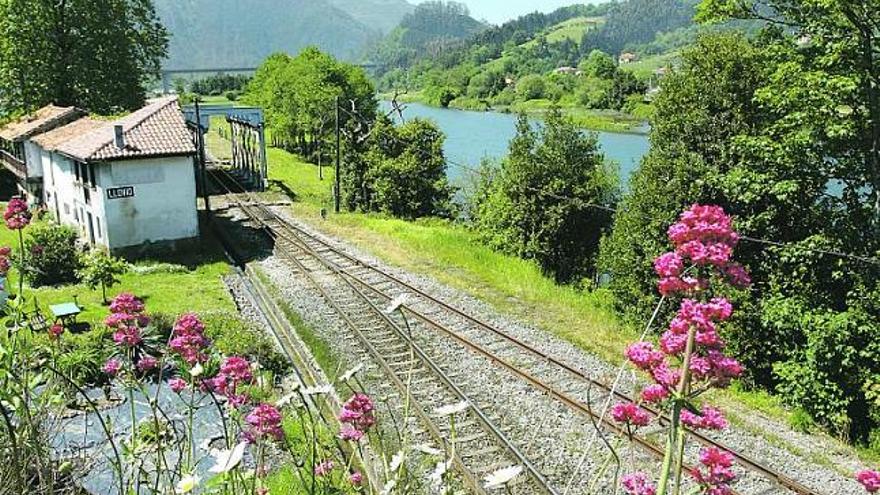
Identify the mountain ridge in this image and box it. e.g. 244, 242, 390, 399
155, 0, 414, 69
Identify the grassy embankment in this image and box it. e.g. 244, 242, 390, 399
206, 124, 879, 468
0, 209, 234, 327
384, 90, 647, 134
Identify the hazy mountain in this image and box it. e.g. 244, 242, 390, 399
155, 0, 414, 69
327, 0, 415, 34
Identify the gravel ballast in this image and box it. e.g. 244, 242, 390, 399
235, 205, 866, 495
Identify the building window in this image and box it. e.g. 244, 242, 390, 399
88, 163, 96, 187
64, 203, 70, 215
74, 162, 81, 182
96, 218, 101, 238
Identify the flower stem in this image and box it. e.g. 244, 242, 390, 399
672, 326, 698, 495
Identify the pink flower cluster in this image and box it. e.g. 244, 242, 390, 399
692, 447, 736, 494
612, 402, 650, 428
654, 205, 750, 296
136, 355, 158, 373
0, 246, 11, 277
859, 470, 880, 493
103, 358, 122, 377
681, 405, 727, 431
106, 293, 149, 348
314, 459, 335, 477
209, 356, 254, 408
245, 403, 284, 442
169, 313, 211, 364
169, 377, 187, 393
622, 472, 656, 495
4, 198, 31, 230
338, 393, 376, 434
48, 323, 64, 340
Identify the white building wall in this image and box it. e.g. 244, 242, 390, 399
96, 156, 198, 250
23, 141, 42, 178
40, 150, 105, 246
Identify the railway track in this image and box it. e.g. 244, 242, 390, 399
212, 168, 556, 495
210, 166, 825, 495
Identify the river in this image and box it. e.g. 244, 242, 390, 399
380, 101, 651, 187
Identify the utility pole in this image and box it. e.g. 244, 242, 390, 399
194, 99, 210, 215
334, 96, 341, 213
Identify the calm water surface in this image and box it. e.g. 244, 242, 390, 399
381, 101, 651, 186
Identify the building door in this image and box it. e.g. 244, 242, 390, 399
86, 212, 95, 245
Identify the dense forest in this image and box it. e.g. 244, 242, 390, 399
581, 0, 698, 55
368, 1, 487, 71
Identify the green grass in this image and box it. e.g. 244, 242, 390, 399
502, 99, 647, 134
623, 51, 681, 80
197, 94, 236, 105
522, 16, 604, 47
0, 206, 234, 328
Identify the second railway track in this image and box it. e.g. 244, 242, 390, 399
210, 166, 829, 495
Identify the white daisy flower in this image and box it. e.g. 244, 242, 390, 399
384, 293, 409, 314
412, 443, 443, 456
389, 449, 406, 472
189, 363, 204, 378
175, 474, 200, 493
428, 459, 452, 487
483, 465, 523, 489
339, 363, 364, 382
302, 384, 333, 395
380, 479, 397, 495
208, 441, 247, 474
434, 401, 469, 417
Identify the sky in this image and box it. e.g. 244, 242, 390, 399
459, 0, 606, 25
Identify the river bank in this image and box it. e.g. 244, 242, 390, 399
380, 100, 651, 185
381, 91, 650, 134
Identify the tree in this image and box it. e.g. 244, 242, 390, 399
0, 0, 168, 115
244, 48, 376, 160
340, 116, 454, 218
79, 250, 128, 304
598, 28, 880, 442
516, 74, 547, 101
474, 110, 618, 283
580, 49, 617, 79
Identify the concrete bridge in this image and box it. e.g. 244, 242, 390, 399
161, 63, 379, 93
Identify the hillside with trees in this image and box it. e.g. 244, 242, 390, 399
581, 0, 699, 55
155, 0, 414, 69
369, 1, 488, 71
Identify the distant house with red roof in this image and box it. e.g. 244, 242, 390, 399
0, 97, 199, 250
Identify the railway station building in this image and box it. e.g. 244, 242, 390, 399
0, 96, 200, 251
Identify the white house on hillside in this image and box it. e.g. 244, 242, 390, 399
0, 97, 199, 251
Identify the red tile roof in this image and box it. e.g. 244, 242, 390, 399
56, 96, 196, 162
0, 105, 84, 141
31, 117, 104, 151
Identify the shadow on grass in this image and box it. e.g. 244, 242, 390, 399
268, 179, 299, 202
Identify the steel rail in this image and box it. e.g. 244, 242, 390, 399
211, 168, 558, 495
265, 207, 823, 495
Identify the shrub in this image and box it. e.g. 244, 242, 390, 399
24, 224, 81, 287
201, 311, 290, 377
474, 110, 618, 283
54, 327, 112, 387
516, 74, 546, 101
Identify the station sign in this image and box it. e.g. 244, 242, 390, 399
106, 186, 135, 200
